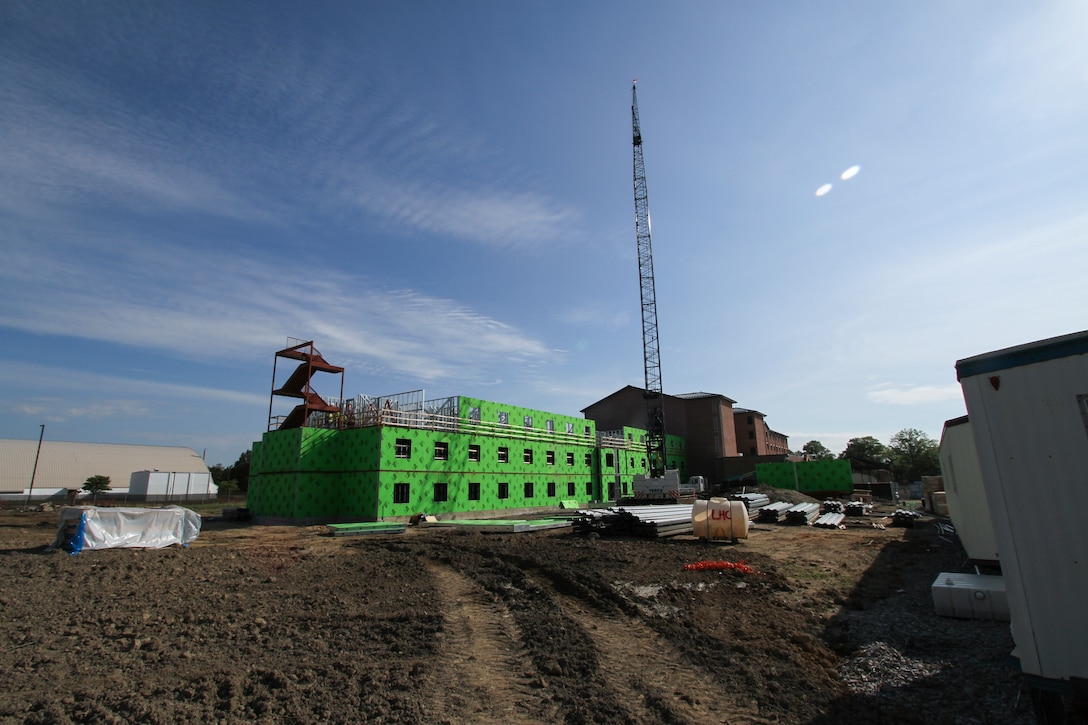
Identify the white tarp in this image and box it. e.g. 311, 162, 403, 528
52, 506, 201, 554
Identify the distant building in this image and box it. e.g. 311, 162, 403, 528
732, 408, 790, 458
0, 439, 214, 503
581, 387, 790, 484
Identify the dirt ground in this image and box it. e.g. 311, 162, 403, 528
0, 497, 1033, 725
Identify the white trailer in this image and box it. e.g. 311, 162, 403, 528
938, 416, 1000, 568
956, 330, 1088, 714
128, 470, 217, 501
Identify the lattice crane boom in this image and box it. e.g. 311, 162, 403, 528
631, 82, 667, 478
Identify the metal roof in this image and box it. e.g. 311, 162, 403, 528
956, 329, 1088, 380
0, 439, 210, 494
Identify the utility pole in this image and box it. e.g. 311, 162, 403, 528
25, 424, 45, 509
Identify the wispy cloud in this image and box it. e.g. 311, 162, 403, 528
0, 234, 552, 387
0, 362, 268, 408
552, 307, 632, 330
0, 14, 581, 251
345, 177, 580, 251
867, 384, 963, 406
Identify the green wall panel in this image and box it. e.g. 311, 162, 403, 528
755, 459, 852, 495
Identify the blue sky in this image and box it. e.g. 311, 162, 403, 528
2, 1, 1087, 467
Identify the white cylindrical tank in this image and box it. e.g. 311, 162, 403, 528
692, 498, 749, 540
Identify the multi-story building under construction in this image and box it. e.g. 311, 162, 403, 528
247, 341, 687, 521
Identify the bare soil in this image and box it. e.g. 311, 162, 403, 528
0, 498, 1032, 725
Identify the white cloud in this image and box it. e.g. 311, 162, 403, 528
867, 384, 963, 406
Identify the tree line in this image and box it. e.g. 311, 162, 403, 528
799, 428, 941, 485
208, 450, 251, 499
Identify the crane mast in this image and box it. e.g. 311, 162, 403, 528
631, 82, 667, 478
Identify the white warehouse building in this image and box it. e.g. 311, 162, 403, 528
0, 439, 216, 504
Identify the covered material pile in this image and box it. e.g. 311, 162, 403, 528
51, 506, 201, 554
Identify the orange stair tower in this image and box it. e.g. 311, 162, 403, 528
268, 340, 345, 430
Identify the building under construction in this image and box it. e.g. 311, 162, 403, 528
247, 341, 689, 521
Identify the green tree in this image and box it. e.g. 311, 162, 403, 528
839, 436, 890, 470
82, 474, 111, 504
209, 450, 252, 491
231, 450, 252, 491
208, 463, 227, 484
801, 440, 834, 460
888, 428, 940, 485
217, 479, 240, 503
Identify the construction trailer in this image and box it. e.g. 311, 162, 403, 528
937, 416, 1000, 569
956, 330, 1088, 716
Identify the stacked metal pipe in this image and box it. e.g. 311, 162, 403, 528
574, 504, 694, 538
729, 492, 770, 512
784, 502, 821, 525
755, 501, 792, 523
813, 512, 846, 528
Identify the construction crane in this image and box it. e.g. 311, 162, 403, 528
631, 81, 667, 480
626, 83, 705, 504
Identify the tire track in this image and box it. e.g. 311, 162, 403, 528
425, 563, 552, 724
533, 573, 774, 725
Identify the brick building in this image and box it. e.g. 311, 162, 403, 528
581, 387, 789, 484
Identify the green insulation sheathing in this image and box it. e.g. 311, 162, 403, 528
247, 396, 683, 521
755, 459, 852, 495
